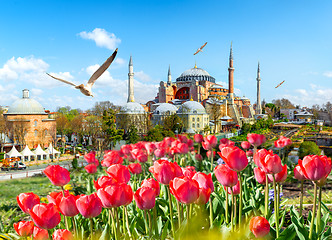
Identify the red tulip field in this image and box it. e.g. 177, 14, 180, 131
2, 133, 332, 239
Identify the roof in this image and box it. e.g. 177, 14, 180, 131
6, 89, 46, 115
6, 146, 23, 158
154, 103, 178, 115
45, 143, 60, 154
20, 145, 36, 157
176, 66, 215, 83
177, 101, 207, 114
119, 102, 146, 114
33, 144, 47, 155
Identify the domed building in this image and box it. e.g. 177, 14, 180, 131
151, 103, 178, 126
4, 89, 56, 149
116, 57, 147, 134
177, 100, 209, 133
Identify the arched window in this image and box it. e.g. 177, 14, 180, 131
197, 117, 199, 121
44, 129, 48, 136
34, 130, 38, 137
197, 123, 200, 128
192, 123, 195, 128
34, 120, 37, 127
192, 117, 195, 122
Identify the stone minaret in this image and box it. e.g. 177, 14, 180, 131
127, 56, 135, 102
167, 65, 172, 86
228, 43, 234, 99
256, 62, 262, 114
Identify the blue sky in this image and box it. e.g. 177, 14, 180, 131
0, 0, 331, 111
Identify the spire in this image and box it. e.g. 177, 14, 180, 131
257, 61, 261, 80
229, 42, 233, 61
256, 61, 262, 114
167, 65, 172, 85
194, 61, 197, 69
127, 56, 135, 102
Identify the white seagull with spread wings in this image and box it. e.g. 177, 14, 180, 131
194, 42, 207, 55
46, 48, 118, 97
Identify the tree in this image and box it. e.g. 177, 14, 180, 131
311, 104, 320, 120
102, 109, 123, 149
70, 115, 84, 143
125, 125, 140, 144
298, 141, 321, 159
0, 112, 7, 152
83, 115, 103, 148
272, 98, 295, 109
144, 125, 174, 142
163, 113, 183, 133
89, 101, 121, 116
56, 114, 70, 149
11, 118, 29, 149
207, 99, 223, 134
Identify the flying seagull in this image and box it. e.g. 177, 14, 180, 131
275, 80, 285, 88
194, 42, 207, 55
46, 48, 118, 97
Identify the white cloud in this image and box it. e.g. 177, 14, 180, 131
323, 71, 332, 78
135, 71, 152, 82
78, 28, 121, 50
115, 57, 125, 65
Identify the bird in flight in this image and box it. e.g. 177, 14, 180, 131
194, 42, 207, 55
46, 48, 118, 97
275, 80, 285, 88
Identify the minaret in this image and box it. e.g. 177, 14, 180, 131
127, 56, 135, 102
256, 62, 262, 114
228, 43, 234, 99
167, 65, 172, 86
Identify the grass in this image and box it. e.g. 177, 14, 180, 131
284, 189, 332, 205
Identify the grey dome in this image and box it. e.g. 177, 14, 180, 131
178, 101, 206, 114
120, 102, 145, 114
7, 89, 46, 115
154, 103, 177, 115
176, 67, 215, 83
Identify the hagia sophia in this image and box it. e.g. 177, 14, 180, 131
117, 44, 262, 134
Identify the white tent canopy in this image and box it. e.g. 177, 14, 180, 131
20, 145, 36, 162
46, 143, 60, 159
6, 146, 22, 159
33, 144, 48, 160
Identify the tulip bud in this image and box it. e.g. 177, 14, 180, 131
53, 229, 74, 240
13, 221, 34, 237
17, 192, 40, 214
134, 187, 156, 210
249, 216, 270, 238
29, 203, 61, 229
43, 165, 70, 186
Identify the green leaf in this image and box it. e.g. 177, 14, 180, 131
99, 223, 110, 240
291, 215, 308, 240
161, 219, 170, 240
277, 223, 296, 240
321, 226, 332, 240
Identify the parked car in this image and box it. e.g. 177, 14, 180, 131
13, 161, 27, 170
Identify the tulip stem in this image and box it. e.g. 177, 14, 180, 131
309, 182, 318, 240
272, 175, 279, 238
230, 189, 234, 232
166, 186, 175, 239
72, 217, 77, 238
300, 180, 304, 216
148, 210, 152, 235
186, 204, 190, 222
234, 195, 237, 227
225, 187, 229, 224
277, 183, 280, 214
209, 198, 213, 229
110, 209, 118, 240
176, 200, 182, 228
89, 218, 94, 240
265, 176, 269, 218
114, 208, 120, 237
316, 186, 322, 235
143, 210, 150, 236
153, 206, 158, 236
238, 172, 243, 227
210, 153, 214, 171
124, 206, 132, 238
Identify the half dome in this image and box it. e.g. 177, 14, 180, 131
177, 101, 206, 114
176, 66, 215, 83
120, 102, 145, 114
7, 89, 46, 115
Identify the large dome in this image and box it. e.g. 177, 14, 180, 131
176, 66, 215, 83
154, 103, 177, 115
120, 102, 145, 114
7, 89, 46, 115
177, 101, 206, 114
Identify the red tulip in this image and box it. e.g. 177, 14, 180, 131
97, 183, 133, 208
134, 187, 156, 210
246, 149, 253, 157
84, 152, 98, 166
47, 190, 70, 206
255, 150, 283, 174
145, 142, 156, 155
247, 133, 266, 147
249, 216, 270, 238
149, 159, 183, 185
206, 150, 216, 159
214, 164, 238, 187
177, 143, 189, 154
101, 150, 123, 167
141, 178, 160, 196
17, 192, 40, 214
76, 194, 102, 218
241, 141, 251, 150
202, 135, 218, 150
268, 164, 287, 183
254, 167, 270, 185
13, 221, 34, 237
195, 153, 203, 161
94, 176, 118, 190
52, 229, 73, 240
137, 153, 148, 163
219, 138, 235, 150
195, 188, 211, 205
253, 149, 273, 169
294, 160, 306, 181
192, 172, 214, 193
106, 164, 131, 184
58, 195, 79, 217
29, 203, 61, 229
225, 181, 240, 195
218, 146, 248, 172
274, 136, 292, 149
187, 139, 194, 147
33, 226, 49, 240
300, 155, 332, 181
194, 134, 204, 143
170, 176, 199, 204
84, 164, 97, 174
154, 148, 166, 158
182, 166, 196, 179
43, 165, 70, 186
128, 163, 143, 175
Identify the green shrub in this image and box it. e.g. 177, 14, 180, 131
298, 141, 321, 159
